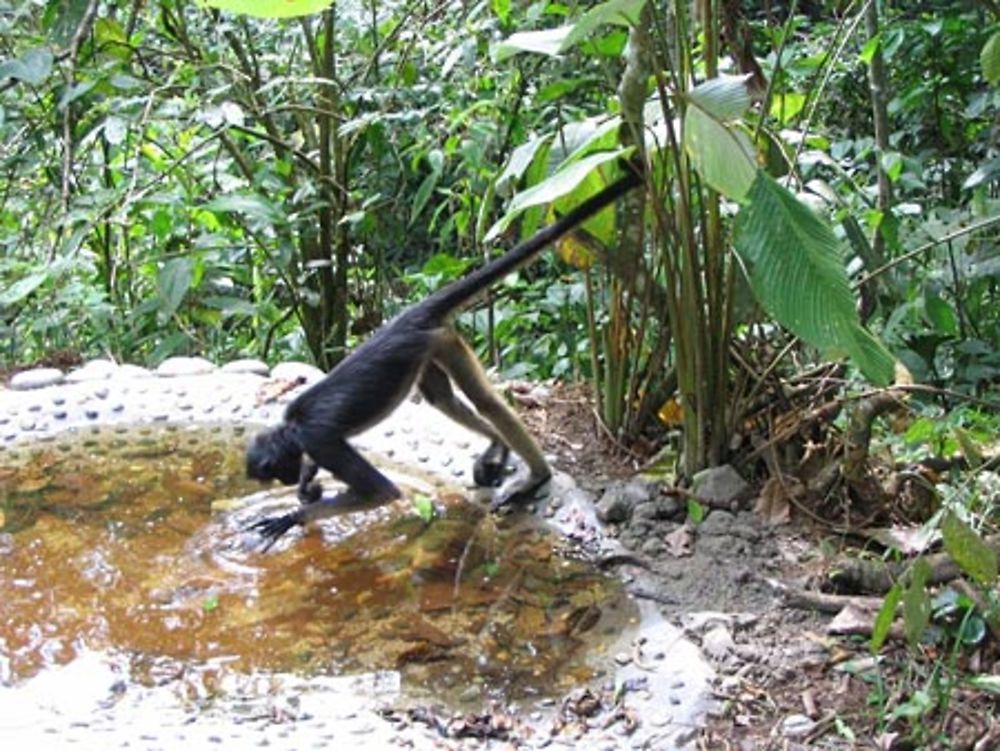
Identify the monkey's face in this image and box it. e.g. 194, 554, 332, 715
246, 427, 302, 485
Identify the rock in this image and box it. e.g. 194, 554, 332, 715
691, 464, 751, 509
640, 537, 666, 556
271, 361, 325, 384
680, 611, 733, 635
779, 713, 817, 738
221, 358, 270, 376
156, 357, 215, 377
118, 364, 153, 378
65, 359, 119, 382
701, 626, 735, 660
10, 368, 65, 390
632, 497, 682, 523
596, 477, 656, 524
699, 509, 736, 536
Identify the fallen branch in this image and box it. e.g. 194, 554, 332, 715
829, 535, 1000, 594
764, 578, 884, 614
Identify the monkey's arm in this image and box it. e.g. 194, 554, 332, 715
297, 458, 322, 503
251, 438, 401, 550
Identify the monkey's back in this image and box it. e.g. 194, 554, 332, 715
285, 311, 443, 438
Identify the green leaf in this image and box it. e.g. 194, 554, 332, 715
941, 511, 998, 586
967, 675, 1000, 694
151, 210, 172, 240
202, 296, 258, 316
0, 48, 54, 86
769, 91, 806, 125
953, 427, 984, 468
410, 171, 440, 224
202, 594, 220, 612
203, 194, 284, 225
0, 271, 49, 306
485, 147, 632, 241
871, 582, 902, 653
982, 31, 1000, 86
924, 290, 958, 335
493, 26, 573, 61
903, 559, 931, 648
734, 173, 894, 385
199, 0, 332, 19
157, 258, 194, 319
687, 499, 705, 524
963, 154, 1000, 190
683, 107, 757, 201
104, 116, 127, 146
421, 253, 471, 279
493, 0, 645, 61
413, 494, 435, 523
491, 0, 511, 25
686, 74, 753, 120
859, 34, 881, 65
563, 0, 646, 49
496, 135, 552, 196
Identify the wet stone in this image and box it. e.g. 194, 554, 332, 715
93, 387, 109, 400
111, 404, 124, 413
52, 396, 65, 406
10, 368, 65, 390
85, 410, 99, 420
19, 419, 36, 431
28, 404, 42, 412
54, 411, 67, 420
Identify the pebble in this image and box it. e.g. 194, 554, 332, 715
701, 626, 735, 660
780, 713, 817, 738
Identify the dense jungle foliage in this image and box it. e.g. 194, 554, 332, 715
7, 0, 1000, 745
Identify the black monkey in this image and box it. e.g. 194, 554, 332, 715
246, 165, 642, 547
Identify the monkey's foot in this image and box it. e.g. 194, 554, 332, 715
473, 442, 511, 488
490, 473, 552, 512
248, 511, 301, 551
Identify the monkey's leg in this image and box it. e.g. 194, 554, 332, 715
418, 362, 510, 487
251, 439, 401, 550
433, 332, 551, 509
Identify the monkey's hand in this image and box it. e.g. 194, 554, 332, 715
490, 471, 552, 512
298, 481, 323, 504
248, 510, 303, 551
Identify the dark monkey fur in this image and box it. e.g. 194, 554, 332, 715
246, 165, 641, 547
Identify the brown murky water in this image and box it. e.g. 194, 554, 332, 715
0, 425, 636, 706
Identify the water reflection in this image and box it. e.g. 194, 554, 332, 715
0, 425, 636, 706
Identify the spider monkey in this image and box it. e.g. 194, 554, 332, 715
246, 164, 642, 548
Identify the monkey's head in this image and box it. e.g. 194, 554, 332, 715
246, 424, 302, 485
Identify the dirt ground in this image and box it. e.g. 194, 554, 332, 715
516, 381, 1000, 751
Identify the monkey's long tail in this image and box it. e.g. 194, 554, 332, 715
423, 164, 642, 319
